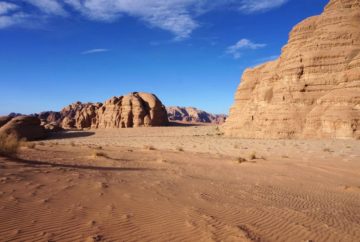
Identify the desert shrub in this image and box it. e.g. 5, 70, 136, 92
176, 147, 184, 152
144, 145, 156, 151
92, 151, 108, 158
0, 134, 21, 157
249, 151, 257, 160
70, 141, 76, 147
323, 148, 333, 153
237, 157, 247, 164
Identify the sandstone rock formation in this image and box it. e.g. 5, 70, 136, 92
59, 92, 168, 129
0, 116, 12, 128
0, 116, 46, 141
167, 106, 227, 124
224, 0, 360, 139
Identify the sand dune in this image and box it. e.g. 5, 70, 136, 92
0, 126, 360, 241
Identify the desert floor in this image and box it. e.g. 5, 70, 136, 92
0, 124, 360, 242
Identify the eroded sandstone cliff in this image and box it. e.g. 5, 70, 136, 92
167, 106, 227, 124
224, 0, 360, 139
60, 92, 168, 129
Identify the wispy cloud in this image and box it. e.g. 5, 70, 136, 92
226, 39, 266, 59
0, 0, 290, 39
240, 0, 289, 13
82, 48, 109, 55
24, 0, 67, 16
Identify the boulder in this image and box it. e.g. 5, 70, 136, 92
224, 0, 360, 139
0, 116, 12, 128
0, 116, 46, 141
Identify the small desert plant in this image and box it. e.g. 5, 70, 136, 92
237, 157, 247, 164
176, 147, 184, 152
0, 134, 21, 157
70, 141, 76, 147
95, 146, 103, 150
323, 148, 333, 153
144, 145, 156, 151
92, 151, 108, 158
249, 151, 257, 160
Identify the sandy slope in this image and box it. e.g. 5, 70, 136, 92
0, 125, 360, 241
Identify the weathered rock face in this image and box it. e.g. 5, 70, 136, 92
166, 106, 227, 124
38, 111, 62, 124
59, 92, 168, 129
224, 0, 360, 139
0, 116, 13, 128
0, 116, 46, 141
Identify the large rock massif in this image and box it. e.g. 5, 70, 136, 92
0, 116, 46, 141
167, 106, 227, 124
58, 92, 168, 129
224, 0, 360, 139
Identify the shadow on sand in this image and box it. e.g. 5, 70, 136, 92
47, 131, 95, 140
7, 157, 151, 172
168, 121, 205, 127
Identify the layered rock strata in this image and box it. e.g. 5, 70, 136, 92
224, 0, 360, 139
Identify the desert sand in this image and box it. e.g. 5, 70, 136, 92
1, 124, 359, 241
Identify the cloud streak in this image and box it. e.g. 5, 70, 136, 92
226, 39, 266, 59
240, 0, 289, 13
82, 48, 110, 55
0, 0, 290, 39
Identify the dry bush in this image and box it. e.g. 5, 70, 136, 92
144, 145, 156, 151
176, 147, 184, 152
70, 141, 76, 147
249, 151, 257, 160
237, 157, 247, 164
0, 134, 21, 157
92, 151, 108, 158
323, 148, 333, 153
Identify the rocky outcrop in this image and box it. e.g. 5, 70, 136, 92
0, 116, 13, 128
0, 116, 46, 141
167, 106, 227, 124
59, 92, 168, 129
224, 0, 360, 139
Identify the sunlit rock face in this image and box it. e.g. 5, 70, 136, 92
60, 92, 169, 129
224, 0, 360, 139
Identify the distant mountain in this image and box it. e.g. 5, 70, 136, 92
166, 106, 227, 124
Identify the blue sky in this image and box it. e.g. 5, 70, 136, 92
0, 0, 329, 115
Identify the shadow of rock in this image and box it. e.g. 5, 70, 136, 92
46, 131, 95, 140
7, 157, 151, 172
168, 121, 205, 127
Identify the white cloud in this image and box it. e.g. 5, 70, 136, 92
240, 0, 289, 13
64, 0, 200, 40
0, 2, 18, 15
82, 48, 109, 54
0, 0, 290, 39
0, 2, 27, 28
226, 39, 266, 59
24, 0, 67, 16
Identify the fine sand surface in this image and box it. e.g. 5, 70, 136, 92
1, 125, 360, 241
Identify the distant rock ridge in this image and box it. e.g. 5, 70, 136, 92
224, 0, 360, 139
166, 106, 227, 124
36, 92, 169, 129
